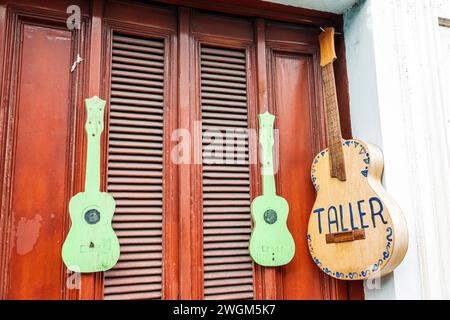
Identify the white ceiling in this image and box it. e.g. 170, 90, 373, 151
264, 0, 359, 14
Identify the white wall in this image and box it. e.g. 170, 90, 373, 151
344, 0, 450, 299
439, 21, 450, 152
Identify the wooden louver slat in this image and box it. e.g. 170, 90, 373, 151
104, 33, 165, 300
201, 45, 254, 300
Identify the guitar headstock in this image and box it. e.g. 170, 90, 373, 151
85, 96, 106, 138
319, 27, 337, 67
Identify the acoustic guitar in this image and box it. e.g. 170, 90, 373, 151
307, 28, 408, 280
249, 112, 295, 267
62, 96, 120, 273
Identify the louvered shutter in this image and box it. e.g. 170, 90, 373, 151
104, 33, 165, 300
201, 46, 254, 300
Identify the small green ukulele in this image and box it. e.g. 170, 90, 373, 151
249, 112, 295, 267
62, 96, 120, 273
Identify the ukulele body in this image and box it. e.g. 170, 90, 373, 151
307, 139, 408, 280
62, 191, 120, 272
249, 194, 295, 267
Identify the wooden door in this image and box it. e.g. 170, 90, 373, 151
266, 24, 338, 299
0, 0, 361, 300
0, 1, 89, 299
191, 10, 259, 300
183, 11, 354, 300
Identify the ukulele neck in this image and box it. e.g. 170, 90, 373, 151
262, 173, 276, 197
85, 132, 101, 193
322, 62, 346, 181
84, 96, 106, 193
259, 112, 276, 196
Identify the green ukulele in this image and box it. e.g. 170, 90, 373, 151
62, 96, 120, 273
249, 112, 295, 267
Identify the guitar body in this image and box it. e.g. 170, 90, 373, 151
62, 191, 120, 272
307, 139, 408, 280
249, 194, 295, 267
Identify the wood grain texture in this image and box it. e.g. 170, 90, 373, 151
255, 18, 277, 300
0, 11, 80, 299
178, 6, 195, 300
81, 0, 105, 301
320, 28, 346, 181
308, 139, 408, 280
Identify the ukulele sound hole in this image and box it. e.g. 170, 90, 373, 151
84, 209, 101, 225
264, 209, 277, 225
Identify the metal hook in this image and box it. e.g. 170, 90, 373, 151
319, 27, 343, 35
70, 53, 83, 73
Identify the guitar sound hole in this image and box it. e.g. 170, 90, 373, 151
84, 209, 101, 225
264, 209, 277, 225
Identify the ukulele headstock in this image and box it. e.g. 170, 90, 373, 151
85, 96, 106, 138
319, 27, 337, 67
258, 112, 275, 149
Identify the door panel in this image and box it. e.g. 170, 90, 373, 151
101, 0, 178, 300
103, 33, 166, 300
190, 9, 260, 300
265, 20, 350, 300
200, 45, 254, 300
1, 21, 77, 299
271, 52, 324, 299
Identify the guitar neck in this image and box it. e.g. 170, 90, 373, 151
259, 112, 276, 196
321, 63, 347, 181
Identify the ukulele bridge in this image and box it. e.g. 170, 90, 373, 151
326, 229, 366, 244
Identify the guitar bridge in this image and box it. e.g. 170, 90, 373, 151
326, 229, 366, 244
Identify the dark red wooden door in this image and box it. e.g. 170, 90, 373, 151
0, 0, 361, 300
273, 52, 325, 299
261, 22, 351, 300
0, 6, 87, 299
